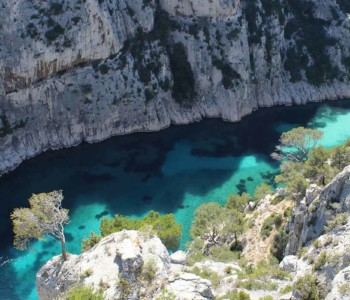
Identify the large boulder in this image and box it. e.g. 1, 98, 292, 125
164, 273, 213, 300
279, 255, 298, 273
170, 250, 187, 265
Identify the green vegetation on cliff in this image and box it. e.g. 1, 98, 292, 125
82, 210, 182, 251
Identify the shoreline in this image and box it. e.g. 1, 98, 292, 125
1, 94, 349, 178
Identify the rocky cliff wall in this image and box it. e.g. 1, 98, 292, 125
286, 165, 350, 255
1, 0, 350, 176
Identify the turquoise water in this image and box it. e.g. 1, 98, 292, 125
0, 100, 350, 299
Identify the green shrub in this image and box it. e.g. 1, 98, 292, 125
81, 232, 102, 251
212, 57, 241, 89
254, 183, 273, 201
168, 43, 196, 104
156, 289, 176, 300
98, 211, 182, 250
259, 296, 274, 300
271, 229, 288, 261
221, 290, 251, 300
261, 214, 282, 238
45, 24, 64, 42
293, 274, 325, 300
271, 196, 284, 205
99, 64, 109, 75
80, 84, 92, 94
279, 284, 292, 295
209, 245, 240, 262
313, 251, 328, 271
141, 260, 158, 282
338, 283, 350, 296
190, 267, 222, 287
238, 279, 278, 291
65, 285, 103, 300
118, 278, 132, 298
325, 213, 349, 232
80, 269, 93, 279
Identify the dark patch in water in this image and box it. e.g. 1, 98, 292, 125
141, 174, 152, 182
247, 177, 254, 181
260, 171, 280, 188
236, 182, 247, 194
142, 195, 153, 205
95, 211, 109, 219
78, 225, 86, 230
104, 160, 121, 168
65, 232, 74, 242
83, 172, 116, 183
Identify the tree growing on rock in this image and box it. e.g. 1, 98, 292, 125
272, 127, 324, 162
11, 190, 70, 260
191, 202, 245, 253
83, 210, 182, 251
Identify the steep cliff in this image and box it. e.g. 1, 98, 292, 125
1, 0, 350, 175
286, 165, 350, 255
36, 230, 213, 300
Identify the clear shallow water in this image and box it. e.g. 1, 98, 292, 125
0, 100, 350, 299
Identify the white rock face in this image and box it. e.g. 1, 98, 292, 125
159, 0, 239, 19
0, 0, 155, 93
171, 250, 187, 265
36, 230, 171, 300
305, 184, 323, 205
0, 0, 350, 176
286, 165, 350, 255
326, 266, 350, 300
164, 273, 213, 300
279, 255, 298, 273
290, 215, 350, 298
36, 230, 214, 300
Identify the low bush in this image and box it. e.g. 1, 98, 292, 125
293, 273, 325, 300
66, 285, 103, 300
141, 260, 158, 282
261, 214, 282, 238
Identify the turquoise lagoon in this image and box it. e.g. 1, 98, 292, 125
0, 100, 350, 299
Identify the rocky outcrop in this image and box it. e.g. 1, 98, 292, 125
36, 230, 214, 300
282, 216, 350, 299
286, 165, 350, 255
326, 266, 350, 300
159, 0, 240, 19
241, 192, 293, 262
163, 273, 213, 300
1, 0, 350, 176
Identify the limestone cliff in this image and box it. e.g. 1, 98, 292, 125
286, 165, 350, 255
1, 0, 350, 175
36, 230, 213, 300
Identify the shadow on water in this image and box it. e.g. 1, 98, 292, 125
1, 100, 350, 247
0, 99, 349, 299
